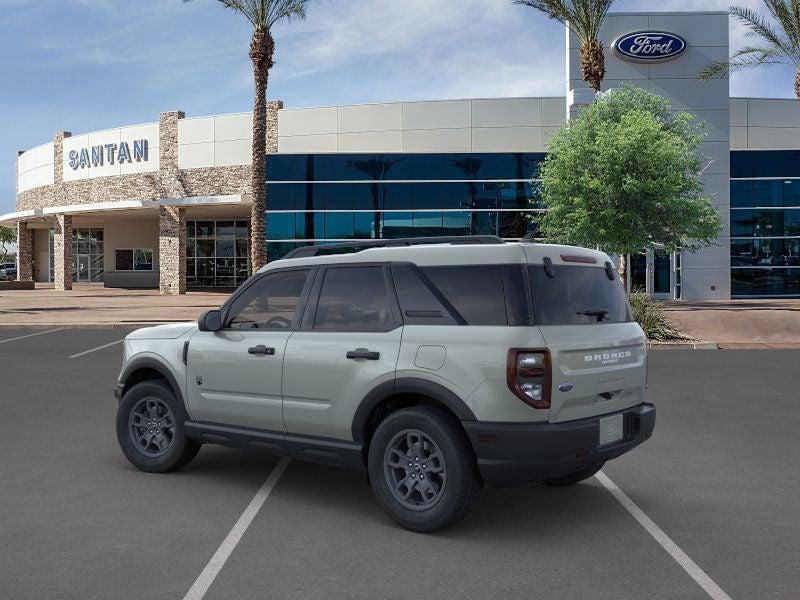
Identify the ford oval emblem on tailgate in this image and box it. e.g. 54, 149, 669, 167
558, 383, 573, 392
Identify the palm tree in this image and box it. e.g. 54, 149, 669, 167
185, 0, 314, 272
514, 0, 615, 92
699, 2, 800, 100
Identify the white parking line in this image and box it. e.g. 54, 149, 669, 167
595, 471, 733, 600
68, 339, 124, 359
183, 457, 291, 600
0, 329, 63, 344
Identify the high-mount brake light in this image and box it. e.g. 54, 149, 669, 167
507, 349, 551, 409
560, 254, 597, 264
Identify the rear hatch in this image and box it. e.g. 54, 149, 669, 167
526, 259, 647, 423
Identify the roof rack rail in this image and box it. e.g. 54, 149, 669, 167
520, 233, 538, 244
281, 236, 505, 259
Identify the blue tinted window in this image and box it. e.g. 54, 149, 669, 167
730, 181, 753, 208
754, 151, 783, 177
730, 151, 754, 178
413, 212, 443, 236
267, 184, 299, 210
266, 155, 296, 181
783, 180, 800, 207
472, 211, 499, 236
412, 182, 443, 209
382, 212, 413, 238
781, 150, 800, 177
443, 211, 472, 235
754, 180, 783, 207
441, 183, 470, 209
300, 155, 325, 180
732, 268, 800, 296
412, 155, 442, 180
325, 213, 354, 238
353, 183, 381, 210
355, 213, 378, 239
730, 210, 759, 237
471, 182, 499, 209
381, 183, 413, 210
731, 239, 800, 267
442, 154, 483, 179
499, 182, 532, 209
266, 213, 295, 240
786, 210, 800, 235
295, 212, 322, 240
300, 183, 324, 211
383, 154, 411, 179
324, 183, 354, 210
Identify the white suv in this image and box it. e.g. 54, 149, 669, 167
115, 236, 655, 532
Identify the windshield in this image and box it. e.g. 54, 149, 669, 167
529, 264, 631, 325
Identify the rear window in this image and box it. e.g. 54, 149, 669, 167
529, 265, 630, 325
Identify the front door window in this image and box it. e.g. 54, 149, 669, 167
71, 228, 104, 283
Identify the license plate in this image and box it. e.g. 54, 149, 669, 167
599, 413, 624, 446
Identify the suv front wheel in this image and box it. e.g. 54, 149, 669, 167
116, 380, 201, 473
368, 406, 483, 532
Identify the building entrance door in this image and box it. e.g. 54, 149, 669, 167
626, 249, 677, 299
77, 256, 90, 282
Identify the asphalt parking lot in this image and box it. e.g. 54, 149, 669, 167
1, 328, 799, 599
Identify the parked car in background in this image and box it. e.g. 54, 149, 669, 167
0, 262, 16, 281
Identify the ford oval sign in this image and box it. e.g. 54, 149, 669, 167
613, 31, 686, 63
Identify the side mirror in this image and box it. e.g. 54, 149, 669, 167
198, 309, 223, 332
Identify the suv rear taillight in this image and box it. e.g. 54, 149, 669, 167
507, 349, 551, 409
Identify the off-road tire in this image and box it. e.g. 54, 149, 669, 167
368, 406, 483, 532
116, 380, 200, 473
542, 462, 604, 487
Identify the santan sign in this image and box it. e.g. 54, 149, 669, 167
613, 31, 687, 62
68, 139, 149, 170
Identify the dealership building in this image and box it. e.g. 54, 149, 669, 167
4, 10, 800, 299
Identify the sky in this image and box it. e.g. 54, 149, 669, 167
0, 0, 797, 216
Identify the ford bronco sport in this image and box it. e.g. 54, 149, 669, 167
115, 236, 655, 532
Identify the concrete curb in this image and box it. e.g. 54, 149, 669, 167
648, 341, 719, 350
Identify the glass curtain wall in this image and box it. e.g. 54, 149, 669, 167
186, 220, 250, 288
264, 153, 546, 262
731, 151, 800, 297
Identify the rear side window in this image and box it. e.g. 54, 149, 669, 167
314, 266, 393, 331
529, 265, 630, 325
391, 264, 458, 325
420, 266, 508, 325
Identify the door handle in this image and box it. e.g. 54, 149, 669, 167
248, 345, 276, 356
346, 348, 380, 360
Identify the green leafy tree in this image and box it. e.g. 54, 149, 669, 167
0, 226, 15, 263
699, 2, 800, 100
184, 0, 316, 270
514, 0, 615, 91
535, 84, 722, 287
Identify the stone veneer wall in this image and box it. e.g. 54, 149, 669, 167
17, 102, 283, 211
16, 222, 33, 281
15, 102, 282, 293
158, 206, 186, 295
53, 214, 73, 291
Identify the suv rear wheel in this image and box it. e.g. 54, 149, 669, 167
368, 406, 482, 532
116, 380, 200, 473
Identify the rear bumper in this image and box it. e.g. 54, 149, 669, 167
462, 403, 655, 489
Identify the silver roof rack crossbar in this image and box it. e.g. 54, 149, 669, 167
281, 236, 505, 259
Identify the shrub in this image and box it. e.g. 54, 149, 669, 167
628, 292, 688, 341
